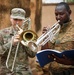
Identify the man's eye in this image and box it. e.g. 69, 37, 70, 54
14, 19, 18, 20
55, 14, 58, 16
14, 19, 22, 21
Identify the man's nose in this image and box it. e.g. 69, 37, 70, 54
16, 20, 20, 24
16, 21, 19, 24
57, 15, 61, 19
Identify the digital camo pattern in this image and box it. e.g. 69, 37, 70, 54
0, 26, 36, 75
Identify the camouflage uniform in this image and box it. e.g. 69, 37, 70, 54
0, 26, 36, 75
36, 20, 74, 75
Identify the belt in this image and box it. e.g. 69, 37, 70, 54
51, 68, 74, 75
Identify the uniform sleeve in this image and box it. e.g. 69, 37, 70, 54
35, 61, 50, 75
0, 34, 11, 55
60, 26, 74, 50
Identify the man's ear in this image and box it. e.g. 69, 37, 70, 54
69, 9, 72, 15
10, 16, 12, 22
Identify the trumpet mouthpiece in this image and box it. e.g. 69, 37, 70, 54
58, 20, 60, 22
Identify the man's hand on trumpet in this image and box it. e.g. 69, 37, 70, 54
41, 27, 50, 49
42, 27, 48, 33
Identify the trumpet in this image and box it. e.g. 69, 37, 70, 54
6, 18, 38, 72
28, 20, 60, 51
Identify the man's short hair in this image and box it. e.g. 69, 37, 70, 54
56, 2, 70, 11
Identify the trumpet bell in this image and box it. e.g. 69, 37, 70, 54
28, 42, 38, 52
20, 30, 38, 47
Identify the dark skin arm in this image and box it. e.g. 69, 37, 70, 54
41, 27, 50, 49
42, 27, 74, 65
48, 54, 74, 65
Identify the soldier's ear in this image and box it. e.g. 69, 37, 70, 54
10, 16, 13, 22
68, 9, 71, 15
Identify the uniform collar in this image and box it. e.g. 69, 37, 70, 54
60, 20, 72, 33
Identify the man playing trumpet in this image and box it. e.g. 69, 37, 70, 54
0, 8, 36, 75
36, 2, 74, 75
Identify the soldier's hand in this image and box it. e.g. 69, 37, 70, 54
42, 27, 48, 34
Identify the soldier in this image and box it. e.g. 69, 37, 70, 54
36, 2, 74, 75
0, 8, 36, 75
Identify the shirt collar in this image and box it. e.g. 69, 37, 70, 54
60, 20, 72, 33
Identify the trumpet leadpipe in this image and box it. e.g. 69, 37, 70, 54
36, 20, 60, 46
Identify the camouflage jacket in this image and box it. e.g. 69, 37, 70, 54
48, 20, 74, 70
0, 26, 36, 74
36, 20, 74, 75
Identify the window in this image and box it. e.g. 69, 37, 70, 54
42, 0, 63, 4
42, 0, 74, 4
